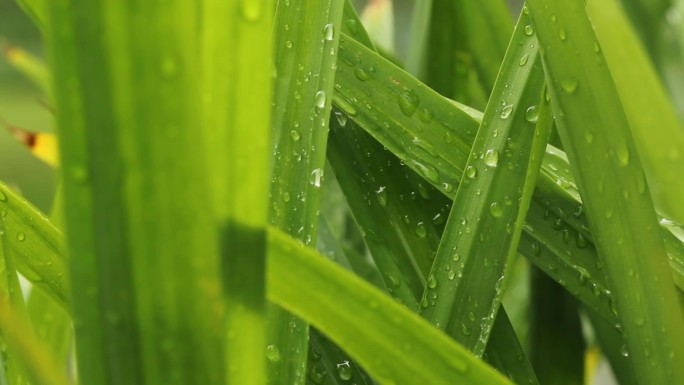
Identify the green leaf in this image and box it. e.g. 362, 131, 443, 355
527, 0, 684, 383
587, 0, 684, 225
332, 31, 684, 327
12, 0, 46, 31
418, 7, 551, 356
405, 0, 433, 77
332, 1, 447, 308
45, 1, 223, 384
0, 209, 32, 385
0, 182, 66, 308
201, 1, 273, 383
483, 309, 539, 385
267, 227, 513, 385
268, 1, 345, 384
0, 298, 69, 385
529, 267, 584, 385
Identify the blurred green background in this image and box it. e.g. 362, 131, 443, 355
0, 0, 54, 212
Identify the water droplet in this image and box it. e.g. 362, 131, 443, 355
335, 96, 357, 117
415, 222, 427, 238
532, 242, 541, 256
334, 111, 348, 127
560, 77, 579, 93
489, 202, 503, 218
461, 323, 472, 336
484, 149, 499, 167
290, 130, 300, 141
575, 232, 589, 248
419, 108, 434, 123
310, 168, 323, 188
70, 166, 90, 184
427, 275, 437, 288
559, 28, 567, 41
387, 273, 401, 288
323, 23, 334, 41
524, 25, 534, 35
240, 0, 264, 22
354, 67, 372, 81
525, 105, 539, 123
617, 146, 630, 166
500, 105, 513, 119
609, 298, 618, 316
346, 19, 359, 34
376, 186, 387, 207
266, 344, 281, 362
337, 361, 352, 380
16, 232, 25, 242
465, 165, 477, 179
0, 190, 6, 202
398, 89, 419, 117
634, 315, 645, 326
411, 161, 440, 183
519, 54, 529, 66
283, 192, 291, 202
285, 40, 293, 49
314, 91, 326, 109
583, 130, 594, 143
448, 271, 456, 280
620, 344, 629, 357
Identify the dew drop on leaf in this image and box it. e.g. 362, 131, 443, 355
323, 23, 334, 41
337, 361, 352, 380
465, 165, 478, 179
239, 0, 264, 23
397, 89, 419, 117
310, 168, 323, 188
560, 77, 579, 93
427, 274, 437, 288
524, 25, 534, 36
525, 105, 539, 123
489, 202, 503, 218
621, 344, 629, 357
415, 222, 427, 239
314, 91, 326, 109
376, 186, 388, 207
334, 111, 348, 127
500, 105, 513, 119
290, 130, 300, 141
484, 149, 499, 167
354, 67, 372, 81
266, 344, 281, 362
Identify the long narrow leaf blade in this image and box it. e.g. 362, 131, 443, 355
419, 7, 551, 355
46, 1, 223, 384
527, 1, 684, 383
202, 1, 273, 383
586, 0, 684, 225
269, 1, 345, 384
267, 227, 513, 385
